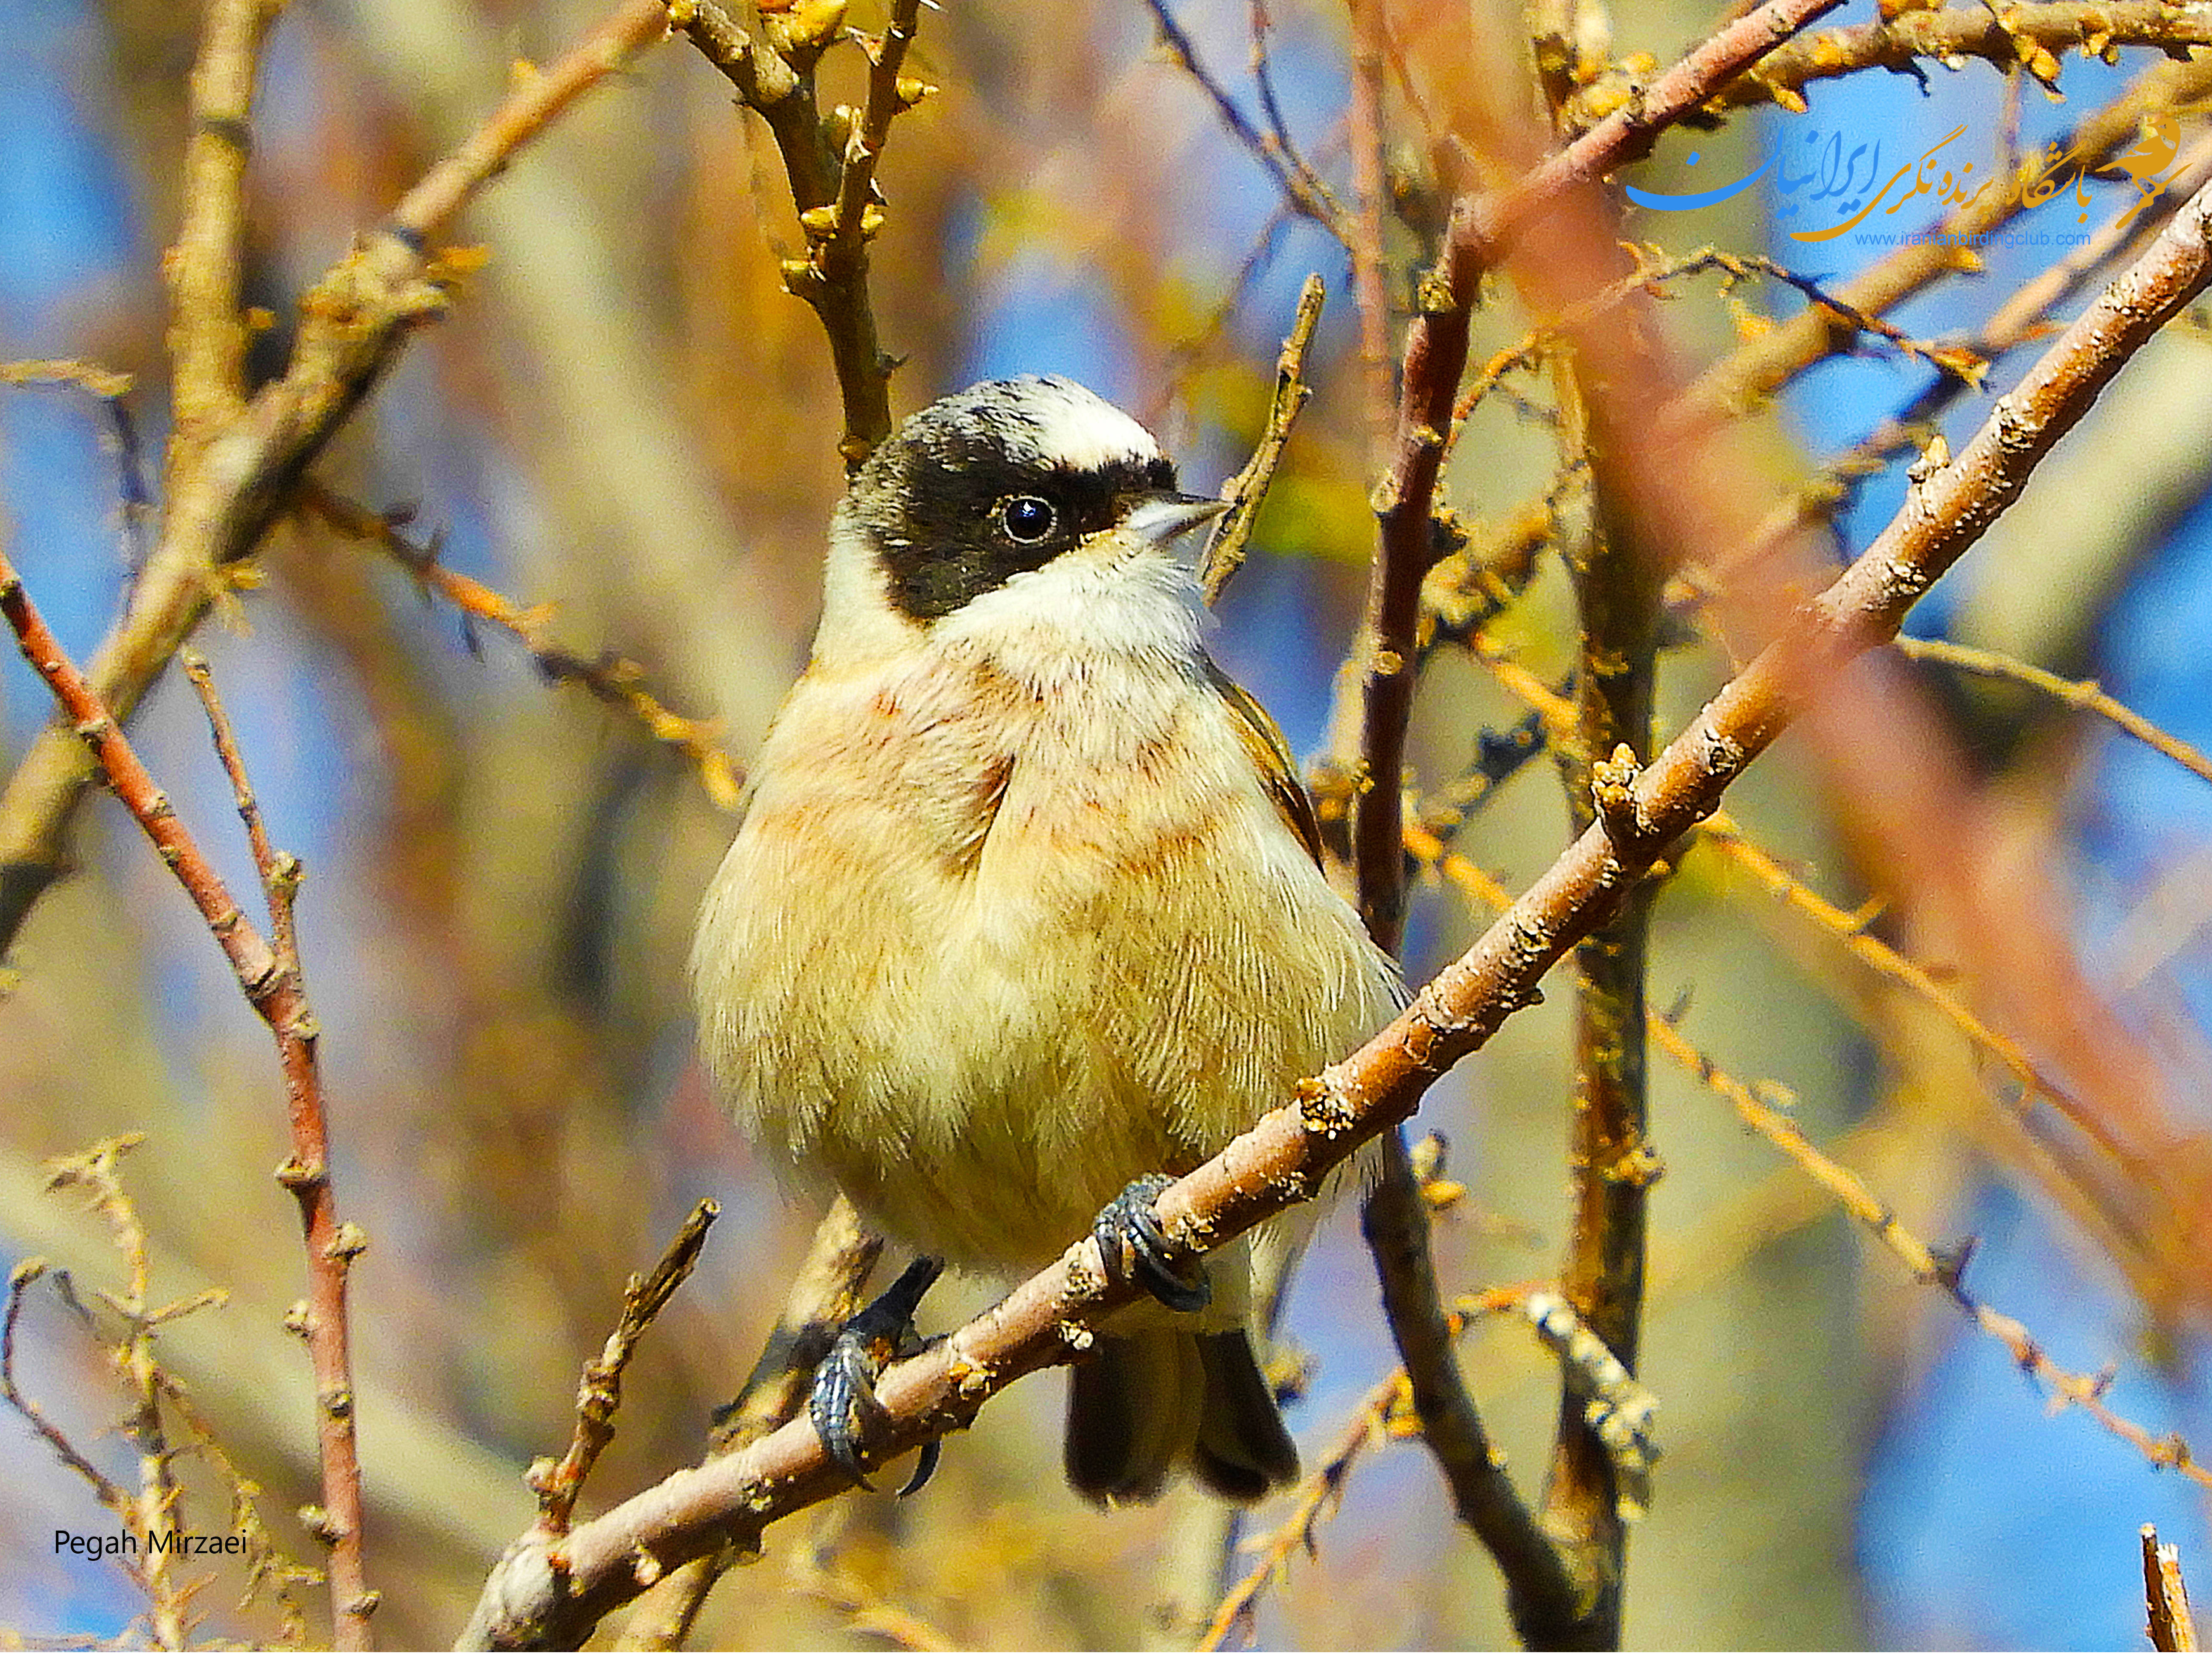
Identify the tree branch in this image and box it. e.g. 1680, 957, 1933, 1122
0, 0, 675, 960
1340, 0, 1849, 1620
679, 0, 926, 466
2, 568, 375, 1646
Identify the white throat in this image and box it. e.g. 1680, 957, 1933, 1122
929, 546, 1204, 688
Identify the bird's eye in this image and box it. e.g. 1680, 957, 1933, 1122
998, 495, 1057, 544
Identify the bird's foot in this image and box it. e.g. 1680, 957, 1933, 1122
808, 1255, 945, 1496
1092, 1174, 1211, 1314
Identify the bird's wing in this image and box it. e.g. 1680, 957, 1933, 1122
1203, 656, 1325, 871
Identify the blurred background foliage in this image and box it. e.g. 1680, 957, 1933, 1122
0, 0, 2208, 1647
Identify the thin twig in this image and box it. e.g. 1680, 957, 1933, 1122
1650, 1014, 2212, 1496
1896, 634, 2212, 788
1671, 54, 2212, 431
150, 1364, 317, 1644
1360, 1138, 1575, 1620
614, 1197, 882, 1650
172, 650, 374, 1645
1697, 809, 2160, 1193
1511, 1290, 1659, 1521
1413, 709, 1551, 840
530, 1202, 719, 1538
1666, 127, 2212, 628
0, 361, 155, 576
1201, 274, 1328, 605
1142, 0, 1349, 237
1350, 0, 1851, 950
3, 1257, 147, 1568
49, 1142, 192, 1648
1345, 0, 1397, 468
0, 358, 135, 398
1416, 475, 1580, 665
1162, 201, 1302, 401
5, 1140, 314, 1644
1199, 1374, 1401, 1650
300, 483, 744, 812
2, 562, 375, 1646
1249, 0, 1346, 228
1702, 1, 2212, 114
2147, 1524, 2201, 1651
683, 0, 924, 466
1349, 15, 1854, 1623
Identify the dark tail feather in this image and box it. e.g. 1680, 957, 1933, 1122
1064, 1330, 1298, 1505
1192, 1330, 1300, 1502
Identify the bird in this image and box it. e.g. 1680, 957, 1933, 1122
690, 375, 1402, 1504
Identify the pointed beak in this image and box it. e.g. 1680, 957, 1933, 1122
1121, 491, 1232, 549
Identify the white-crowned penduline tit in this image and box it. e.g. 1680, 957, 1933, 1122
690, 376, 1403, 1504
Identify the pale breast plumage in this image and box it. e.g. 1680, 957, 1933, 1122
690, 634, 1397, 1281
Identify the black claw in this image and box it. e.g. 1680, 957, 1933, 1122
807, 1256, 945, 1493
1093, 1175, 1211, 1314
896, 1437, 942, 1498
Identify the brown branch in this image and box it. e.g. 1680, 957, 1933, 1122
170, 652, 375, 1646
2147, 1524, 2202, 1651
1537, 351, 1667, 1639
613, 1197, 882, 1650
1442, 241, 1988, 478
682, 0, 924, 466
1980, 127, 2212, 351
1458, 0, 1854, 262
676, 0, 827, 196
1360, 1137, 1576, 1627
169, 0, 274, 453
1346, 0, 1398, 467
815, 0, 920, 460
0, 0, 676, 961
453, 125, 2212, 1659
1665, 125, 2212, 629
1349, 0, 1850, 949
1703, 2, 2212, 114
1, 562, 375, 1647
530, 1202, 719, 1539
1342, 4, 1851, 1632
